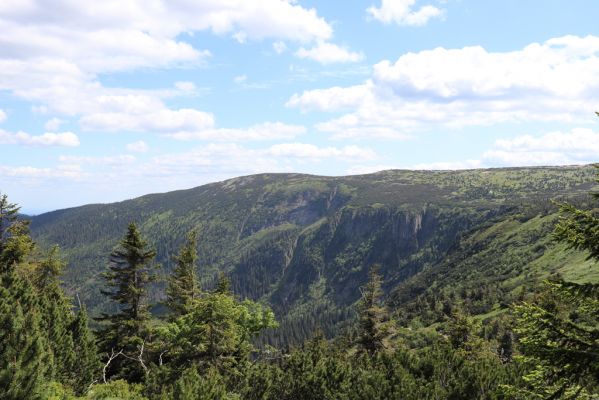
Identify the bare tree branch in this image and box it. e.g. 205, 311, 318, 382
102, 348, 123, 384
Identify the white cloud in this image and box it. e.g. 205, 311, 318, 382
287, 84, 371, 112
126, 140, 149, 153
267, 143, 375, 160
411, 160, 483, 170
400, 127, 599, 171
347, 164, 399, 175
483, 128, 599, 166
44, 117, 63, 131
0, 0, 334, 138
0, 130, 80, 147
58, 154, 136, 165
273, 41, 287, 54
166, 122, 306, 141
234, 75, 248, 84
0, 1, 332, 75
0, 164, 82, 179
0, 109, 6, 123
295, 42, 364, 64
174, 81, 196, 92
80, 108, 215, 133
367, 0, 443, 26
288, 35, 599, 139
152, 142, 377, 175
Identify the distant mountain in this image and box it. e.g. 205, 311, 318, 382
30, 165, 599, 346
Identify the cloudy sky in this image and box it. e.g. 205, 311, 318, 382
1, 0, 598, 213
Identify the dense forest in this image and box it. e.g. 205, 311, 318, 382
1, 166, 598, 399
29, 166, 598, 347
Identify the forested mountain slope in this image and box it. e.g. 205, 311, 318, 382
30, 165, 598, 345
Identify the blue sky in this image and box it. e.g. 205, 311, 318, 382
1, 0, 598, 213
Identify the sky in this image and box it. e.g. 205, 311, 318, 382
1, 0, 599, 213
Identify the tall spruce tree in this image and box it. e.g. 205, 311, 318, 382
356, 265, 394, 355
97, 222, 157, 381
166, 230, 200, 318
70, 304, 101, 394
0, 271, 49, 399
510, 164, 599, 398
33, 246, 78, 387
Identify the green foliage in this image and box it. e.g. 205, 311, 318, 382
1, 165, 598, 398
0, 192, 33, 272
170, 367, 237, 400
356, 265, 394, 355
508, 165, 599, 398
96, 222, 157, 382
166, 230, 199, 318
85, 380, 147, 400
70, 305, 101, 395
29, 166, 598, 345
0, 271, 49, 399
158, 293, 277, 374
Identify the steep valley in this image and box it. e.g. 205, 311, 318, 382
29, 165, 599, 346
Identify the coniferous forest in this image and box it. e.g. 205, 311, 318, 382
1, 166, 598, 399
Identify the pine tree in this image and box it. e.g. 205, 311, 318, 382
166, 230, 200, 318
356, 265, 394, 355
97, 222, 157, 381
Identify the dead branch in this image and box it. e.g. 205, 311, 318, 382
102, 348, 123, 384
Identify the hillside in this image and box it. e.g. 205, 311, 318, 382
30, 165, 598, 345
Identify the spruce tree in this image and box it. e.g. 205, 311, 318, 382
0, 193, 20, 247
356, 265, 394, 355
166, 230, 200, 318
0, 193, 33, 273
510, 164, 599, 397
70, 304, 101, 395
33, 246, 77, 386
0, 272, 49, 399
215, 271, 232, 295
97, 222, 157, 381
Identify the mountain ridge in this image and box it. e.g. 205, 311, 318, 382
29, 164, 599, 345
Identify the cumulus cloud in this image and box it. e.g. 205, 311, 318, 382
44, 117, 63, 131
0, 164, 82, 179
483, 128, 599, 166
126, 141, 149, 153
174, 81, 196, 92
395, 128, 599, 171
0, 0, 334, 137
58, 154, 136, 165
288, 35, 599, 139
0, 0, 332, 75
0, 130, 80, 147
166, 122, 306, 141
367, 0, 443, 26
411, 160, 483, 170
295, 42, 364, 64
267, 143, 375, 160
80, 108, 215, 133
151, 142, 377, 176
